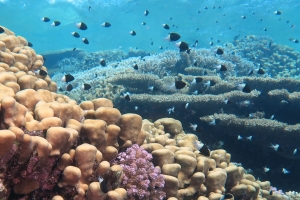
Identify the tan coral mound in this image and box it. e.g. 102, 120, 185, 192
0, 26, 285, 200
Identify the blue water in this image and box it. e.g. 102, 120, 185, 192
1, 0, 299, 53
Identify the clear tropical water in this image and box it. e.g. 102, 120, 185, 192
1, 0, 299, 53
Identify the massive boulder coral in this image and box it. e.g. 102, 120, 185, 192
140, 118, 285, 200
0, 26, 291, 200
0, 26, 135, 200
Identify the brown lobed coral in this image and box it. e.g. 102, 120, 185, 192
0, 26, 288, 200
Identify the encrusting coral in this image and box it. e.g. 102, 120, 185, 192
0, 26, 291, 200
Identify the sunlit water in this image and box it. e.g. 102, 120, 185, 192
0, 0, 299, 53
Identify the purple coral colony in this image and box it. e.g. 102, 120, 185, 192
0, 0, 300, 199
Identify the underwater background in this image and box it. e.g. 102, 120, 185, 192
1, 0, 300, 194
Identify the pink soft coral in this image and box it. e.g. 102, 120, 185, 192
114, 144, 166, 200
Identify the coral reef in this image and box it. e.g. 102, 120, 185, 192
230, 35, 300, 78
0, 26, 297, 199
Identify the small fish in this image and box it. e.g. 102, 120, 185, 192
241, 15, 246, 19
28, 42, 33, 47
281, 100, 288, 104
51, 21, 61, 26
73, 47, 76, 51
256, 68, 265, 75
176, 41, 189, 52
71, 32, 80, 38
141, 22, 146, 25
263, 167, 270, 173
269, 143, 280, 151
204, 80, 216, 87
191, 77, 203, 84
88, 6, 91, 11
282, 168, 289, 174
192, 90, 198, 95
148, 86, 154, 91
194, 141, 210, 156
270, 115, 275, 120
165, 33, 181, 41
193, 40, 198, 47
162, 24, 170, 29
289, 38, 299, 43
61, 74, 75, 83
102, 22, 111, 27
129, 31, 136, 36
204, 6, 208, 9
237, 83, 252, 93
249, 113, 255, 118
274, 10, 281, 15
35, 69, 48, 76
144, 10, 149, 16
248, 69, 254, 76
233, 34, 240, 40
215, 64, 227, 71
76, 22, 88, 30
58, 87, 63, 92
263, 28, 267, 31
0, 27, 4, 33
223, 99, 233, 104
82, 83, 91, 90
66, 84, 73, 92
209, 41, 214, 46
193, 60, 198, 66
237, 135, 243, 140
175, 80, 186, 89
185, 103, 189, 109
134, 106, 138, 110
237, 100, 251, 107
216, 48, 224, 55
124, 93, 131, 101
41, 17, 50, 22
133, 64, 138, 70
293, 148, 298, 155
209, 119, 216, 125
246, 136, 252, 141
82, 38, 89, 44
167, 106, 175, 115
190, 123, 197, 131
98, 176, 108, 193
159, 46, 163, 49
100, 59, 106, 67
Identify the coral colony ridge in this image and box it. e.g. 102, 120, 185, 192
1, 26, 300, 200
1, 0, 300, 199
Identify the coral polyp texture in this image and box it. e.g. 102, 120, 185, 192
114, 144, 165, 200
0, 26, 293, 200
